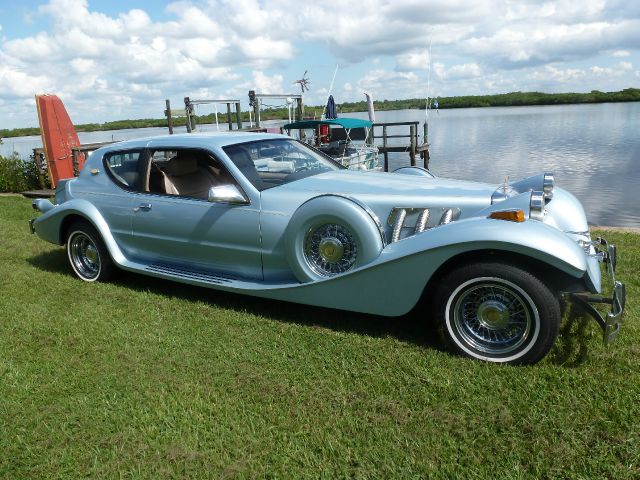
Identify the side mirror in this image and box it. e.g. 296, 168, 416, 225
208, 185, 248, 204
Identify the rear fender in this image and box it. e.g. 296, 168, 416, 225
32, 199, 127, 264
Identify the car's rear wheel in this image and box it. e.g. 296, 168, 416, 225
433, 262, 560, 365
66, 221, 114, 282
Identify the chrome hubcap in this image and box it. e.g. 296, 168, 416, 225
304, 223, 357, 276
453, 281, 532, 355
318, 237, 344, 263
477, 300, 510, 329
69, 232, 100, 279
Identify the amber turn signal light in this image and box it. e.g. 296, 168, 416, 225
488, 209, 526, 222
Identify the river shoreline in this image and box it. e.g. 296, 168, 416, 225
2, 89, 639, 139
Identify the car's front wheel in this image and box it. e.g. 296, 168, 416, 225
433, 262, 560, 365
66, 221, 114, 282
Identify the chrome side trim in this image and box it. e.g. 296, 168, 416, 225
415, 209, 430, 233
439, 208, 453, 225
391, 208, 407, 243
342, 195, 386, 246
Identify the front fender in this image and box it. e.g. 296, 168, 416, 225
258, 216, 591, 317
382, 216, 588, 279
32, 199, 127, 264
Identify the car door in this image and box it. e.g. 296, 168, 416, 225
127, 147, 263, 280
85, 148, 146, 257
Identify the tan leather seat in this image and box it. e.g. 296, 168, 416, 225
163, 155, 218, 199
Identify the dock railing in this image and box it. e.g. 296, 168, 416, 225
370, 121, 430, 172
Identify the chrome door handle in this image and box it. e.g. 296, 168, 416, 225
133, 203, 152, 212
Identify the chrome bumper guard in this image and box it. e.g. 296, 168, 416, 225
570, 238, 626, 344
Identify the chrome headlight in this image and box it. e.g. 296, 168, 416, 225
543, 172, 554, 200
530, 191, 545, 221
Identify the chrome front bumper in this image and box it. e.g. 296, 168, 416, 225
571, 238, 626, 344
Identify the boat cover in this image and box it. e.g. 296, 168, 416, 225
284, 118, 372, 130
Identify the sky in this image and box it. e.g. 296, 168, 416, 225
0, 0, 639, 129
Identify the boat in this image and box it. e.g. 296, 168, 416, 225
283, 117, 380, 170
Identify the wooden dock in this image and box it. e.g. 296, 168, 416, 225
370, 121, 430, 171
21, 189, 54, 198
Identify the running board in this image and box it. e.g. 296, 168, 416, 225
145, 263, 234, 285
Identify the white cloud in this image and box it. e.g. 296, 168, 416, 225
612, 50, 630, 57
0, 0, 639, 127
0, 65, 53, 97
590, 61, 633, 77
436, 63, 482, 80
235, 71, 284, 95
239, 37, 294, 60
529, 65, 586, 83
356, 69, 422, 100
396, 51, 430, 71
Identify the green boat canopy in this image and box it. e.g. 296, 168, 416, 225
284, 118, 372, 130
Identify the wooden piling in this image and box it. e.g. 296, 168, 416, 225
382, 125, 389, 172
422, 122, 430, 169
296, 98, 303, 122
409, 124, 416, 167
184, 97, 192, 133
165, 99, 174, 134
226, 103, 233, 130
235, 102, 242, 129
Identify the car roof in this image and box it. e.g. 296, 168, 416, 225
99, 131, 288, 152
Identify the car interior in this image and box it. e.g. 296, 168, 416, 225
145, 149, 235, 200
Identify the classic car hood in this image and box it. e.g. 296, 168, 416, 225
280, 170, 495, 207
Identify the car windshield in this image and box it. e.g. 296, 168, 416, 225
223, 138, 343, 191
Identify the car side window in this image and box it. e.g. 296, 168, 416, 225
104, 150, 143, 189
145, 148, 236, 200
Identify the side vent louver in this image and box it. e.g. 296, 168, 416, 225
391, 208, 407, 243
388, 207, 460, 243
415, 209, 430, 233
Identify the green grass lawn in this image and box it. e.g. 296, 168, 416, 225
1, 196, 638, 479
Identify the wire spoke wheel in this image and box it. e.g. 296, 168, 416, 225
436, 262, 561, 365
304, 223, 358, 277
452, 279, 534, 355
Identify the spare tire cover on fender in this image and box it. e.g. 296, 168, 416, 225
285, 195, 384, 282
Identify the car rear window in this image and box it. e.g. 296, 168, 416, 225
104, 150, 143, 189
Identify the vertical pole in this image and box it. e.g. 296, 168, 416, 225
410, 123, 416, 167
423, 122, 430, 169
184, 97, 192, 133
235, 102, 242, 130
165, 99, 174, 134
253, 97, 261, 128
32, 149, 47, 189
296, 97, 303, 122
72, 149, 79, 176
226, 103, 233, 130
382, 125, 389, 172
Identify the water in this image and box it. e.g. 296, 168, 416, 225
1, 103, 638, 227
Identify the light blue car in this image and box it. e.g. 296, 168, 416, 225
31, 132, 625, 364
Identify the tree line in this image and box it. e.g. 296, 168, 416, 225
1, 88, 638, 138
